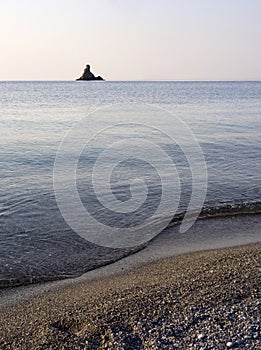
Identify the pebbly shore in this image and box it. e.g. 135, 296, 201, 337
0, 243, 260, 349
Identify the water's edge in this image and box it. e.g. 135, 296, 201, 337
0, 201, 260, 290
0, 214, 260, 311
169, 201, 261, 227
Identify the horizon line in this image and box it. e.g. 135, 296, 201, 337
0, 79, 260, 82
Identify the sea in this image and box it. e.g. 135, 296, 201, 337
0, 81, 260, 288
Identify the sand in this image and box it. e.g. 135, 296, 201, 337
0, 215, 260, 349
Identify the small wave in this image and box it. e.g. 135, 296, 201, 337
168, 200, 261, 227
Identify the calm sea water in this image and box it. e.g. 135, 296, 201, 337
0, 81, 260, 287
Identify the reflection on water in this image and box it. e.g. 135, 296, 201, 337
0, 81, 260, 287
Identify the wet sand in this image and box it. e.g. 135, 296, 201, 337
0, 215, 260, 349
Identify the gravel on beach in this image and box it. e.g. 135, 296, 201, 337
0, 243, 260, 349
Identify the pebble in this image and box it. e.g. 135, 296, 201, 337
197, 332, 206, 340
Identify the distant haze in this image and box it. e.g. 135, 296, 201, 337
0, 0, 260, 81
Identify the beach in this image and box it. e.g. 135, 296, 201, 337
0, 215, 260, 349
1, 1, 260, 348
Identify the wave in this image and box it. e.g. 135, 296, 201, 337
169, 200, 261, 227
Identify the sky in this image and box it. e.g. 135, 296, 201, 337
0, 0, 260, 81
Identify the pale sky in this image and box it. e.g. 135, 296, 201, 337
0, 0, 260, 80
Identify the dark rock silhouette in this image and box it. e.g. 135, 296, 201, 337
76, 64, 104, 81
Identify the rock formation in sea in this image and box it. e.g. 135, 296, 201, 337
76, 64, 104, 81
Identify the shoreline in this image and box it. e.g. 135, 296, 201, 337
0, 213, 260, 310
169, 201, 261, 227
0, 242, 260, 349
0, 201, 261, 290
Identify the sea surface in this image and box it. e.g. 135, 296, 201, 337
0, 81, 260, 287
